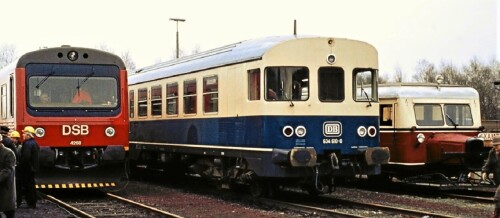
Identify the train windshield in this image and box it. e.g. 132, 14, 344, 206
26, 64, 119, 109
265, 67, 309, 101
414, 104, 473, 126
354, 69, 378, 103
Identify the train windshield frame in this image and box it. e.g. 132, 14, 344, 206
414, 103, 474, 127
25, 63, 121, 116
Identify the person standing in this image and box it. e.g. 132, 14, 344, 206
1, 126, 18, 161
17, 126, 39, 209
0, 134, 16, 218
482, 135, 500, 218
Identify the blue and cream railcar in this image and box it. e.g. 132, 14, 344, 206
128, 35, 390, 195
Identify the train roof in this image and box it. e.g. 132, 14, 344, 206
128, 35, 362, 85
378, 83, 479, 99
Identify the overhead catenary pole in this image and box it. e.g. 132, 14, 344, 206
170, 18, 186, 59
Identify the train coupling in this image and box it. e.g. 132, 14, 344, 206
364, 147, 390, 165
272, 147, 317, 167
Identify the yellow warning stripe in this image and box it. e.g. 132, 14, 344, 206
36, 182, 116, 189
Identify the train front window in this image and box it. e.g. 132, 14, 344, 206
354, 69, 378, 102
265, 67, 309, 101
319, 67, 344, 102
27, 64, 119, 110
444, 104, 473, 126
414, 104, 444, 126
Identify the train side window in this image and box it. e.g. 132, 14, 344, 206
184, 79, 197, 114
318, 67, 344, 102
166, 82, 178, 115
380, 104, 393, 126
151, 85, 162, 116
248, 69, 260, 100
203, 76, 218, 113
9, 76, 14, 118
138, 88, 148, 117
129, 90, 134, 118
1, 84, 6, 119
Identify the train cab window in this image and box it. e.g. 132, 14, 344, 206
166, 82, 178, 115
184, 79, 197, 114
444, 104, 473, 126
248, 69, 260, 100
138, 88, 148, 117
151, 85, 162, 116
1, 84, 6, 119
414, 104, 444, 126
380, 104, 393, 126
129, 90, 134, 118
203, 76, 218, 113
265, 67, 309, 101
319, 67, 344, 102
353, 69, 378, 102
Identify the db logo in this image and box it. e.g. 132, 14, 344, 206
323, 121, 342, 137
62, 125, 89, 136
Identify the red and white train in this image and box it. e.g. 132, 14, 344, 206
0, 46, 129, 188
378, 83, 489, 184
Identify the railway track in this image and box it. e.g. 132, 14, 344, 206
39, 191, 182, 218
260, 191, 456, 218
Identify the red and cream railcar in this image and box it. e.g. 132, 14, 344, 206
378, 83, 488, 183
0, 46, 129, 188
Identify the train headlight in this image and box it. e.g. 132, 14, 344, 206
295, 126, 307, 137
357, 126, 367, 137
367, 126, 377, 137
282, 126, 294, 138
67, 50, 78, 61
105, 127, 115, 137
416, 133, 426, 144
326, 54, 336, 65
35, 127, 45, 137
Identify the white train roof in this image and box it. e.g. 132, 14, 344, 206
378, 83, 479, 99
128, 35, 321, 85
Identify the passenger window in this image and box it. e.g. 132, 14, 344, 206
248, 69, 260, 100
151, 85, 162, 116
1, 84, 6, 119
166, 82, 178, 115
129, 90, 134, 118
138, 88, 148, 117
203, 76, 218, 113
184, 79, 196, 114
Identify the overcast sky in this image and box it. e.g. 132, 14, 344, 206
1, 0, 497, 81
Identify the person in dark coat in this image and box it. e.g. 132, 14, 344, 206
0, 134, 16, 218
482, 135, 500, 218
17, 126, 39, 209
1, 126, 18, 161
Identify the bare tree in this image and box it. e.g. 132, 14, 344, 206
191, 44, 202, 55
393, 66, 403, 83
412, 59, 437, 82
121, 51, 136, 72
0, 44, 17, 69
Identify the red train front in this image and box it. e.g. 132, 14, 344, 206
378, 83, 489, 184
0, 46, 129, 188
